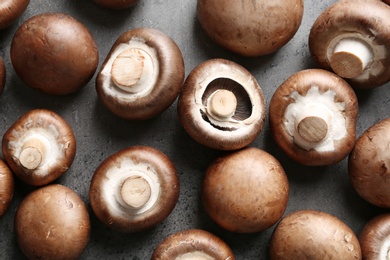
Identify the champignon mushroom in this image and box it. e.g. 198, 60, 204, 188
92, 0, 139, 9
177, 58, 266, 151
0, 0, 29, 30
15, 184, 90, 259
202, 147, 289, 233
96, 28, 184, 120
348, 117, 390, 208
269, 69, 358, 166
151, 229, 235, 259
309, 0, 390, 89
0, 56, 5, 94
2, 109, 76, 186
10, 12, 99, 95
197, 0, 304, 56
0, 159, 13, 217
89, 146, 179, 233
269, 210, 361, 259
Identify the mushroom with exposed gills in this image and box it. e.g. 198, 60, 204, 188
89, 146, 180, 233
0, 0, 30, 29
151, 229, 235, 259
92, 0, 140, 9
2, 109, 76, 186
0, 159, 14, 217
0, 57, 5, 94
177, 58, 266, 151
15, 184, 90, 259
269, 69, 358, 166
309, 0, 390, 89
96, 28, 185, 120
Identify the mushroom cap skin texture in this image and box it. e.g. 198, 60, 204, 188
92, 0, 140, 9
348, 117, 390, 208
0, 0, 30, 30
89, 146, 180, 233
96, 27, 185, 120
0, 159, 14, 217
2, 109, 76, 186
197, 0, 304, 57
10, 12, 99, 95
15, 184, 90, 260
177, 58, 266, 151
151, 229, 235, 259
309, 0, 390, 89
269, 210, 361, 260
202, 147, 289, 233
0, 56, 5, 94
269, 69, 358, 166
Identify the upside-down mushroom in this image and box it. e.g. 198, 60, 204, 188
92, 0, 139, 9
0, 56, 5, 94
0, 0, 30, 30
0, 159, 13, 217
2, 109, 76, 186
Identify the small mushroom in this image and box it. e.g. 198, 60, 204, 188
309, 0, 390, 89
269, 210, 361, 259
0, 159, 13, 217
0, 0, 29, 30
202, 147, 289, 233
10, 12, 99, 95
197, 0, 304, 56
96, 28, 184, 120
0, 56, 5, 94
151, 229, 235, 259
177, 58, 266, 151
348, 117, 390, 208
269, 69, 358, 166
2, 109, 76, 186
15, 184, 90, 259
92, 0, 139, 9
89, 146, 179, 233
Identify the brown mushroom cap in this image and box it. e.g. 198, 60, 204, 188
92, 0, 139, 9
0, 0, 30, 29
96, 27, 184, 120
15, 184, 90, 259
151, 229, 235, 259
89, 146, 179, 233
2, 109, 76, 186
177, 58, 266, 151
269, 69, 358, 166
0, 56, 5, 94
309, 0, 390, 89
0, 159, 14, 217
269, 210, 361, 259
202, 147, 289, 233
348, 117, 390, 208
197, 0, 304, 56
10, 12, 99, 95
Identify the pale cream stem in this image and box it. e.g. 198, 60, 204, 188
206, 89, 237, 120
120, 175, 151, 209
19, 138, 47, 170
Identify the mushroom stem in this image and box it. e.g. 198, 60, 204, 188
19, 138, 47, 170
330, 38, 373, 79
120, 175, 151, 209
206, 89, 237, 120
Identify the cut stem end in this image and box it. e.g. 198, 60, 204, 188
207, 89, 237, 120
120, 175, 151, 209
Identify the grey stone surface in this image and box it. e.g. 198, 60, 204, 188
0, 0, 388, 259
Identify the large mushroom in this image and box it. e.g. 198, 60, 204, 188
309, 0, 390, 89
177, 58, 266, 151
10, 12, 99, 95
15, 184, 90, 259
89, 146, 180, 233
202, 147, 289, 233
151, 229, 235, 259
2, 109, 76, 186
197, 0, 304, 57
348, 117, 390, 208
92, 0, 139, 9
269, 69, 358, 166
0, 56, 5, 94
96, 28, 184, 120
0, 0, 29, 30
0, 159, 14, 217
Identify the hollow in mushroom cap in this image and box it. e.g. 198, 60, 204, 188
269, 69, 358, 166
0, 0, 30, 29
93, 0, 139, 9
2, 109, 76, 186
0, 57, 5, 94
0, 159, 14, 217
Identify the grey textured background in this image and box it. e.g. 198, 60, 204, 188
0, 0, 388, 259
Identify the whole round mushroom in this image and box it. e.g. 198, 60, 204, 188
309, 0, 390, 89
0, 0, 30, 30
197, 0, 304, 57
92, 0, 139, 9
10, 12, 99, 95
0, 159, 14, 217
202, 147, 289, 233
177, 58, 266, 151
269, 69, 358, 166
89, 146, 180, 233
15, 184, 90, 259
2, 109, 76, 186
348, 117, 390, 208
0, 56, 5, 94
96, 28, 184, 120
151, 229, 235, 259
269, 210, 361, 259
